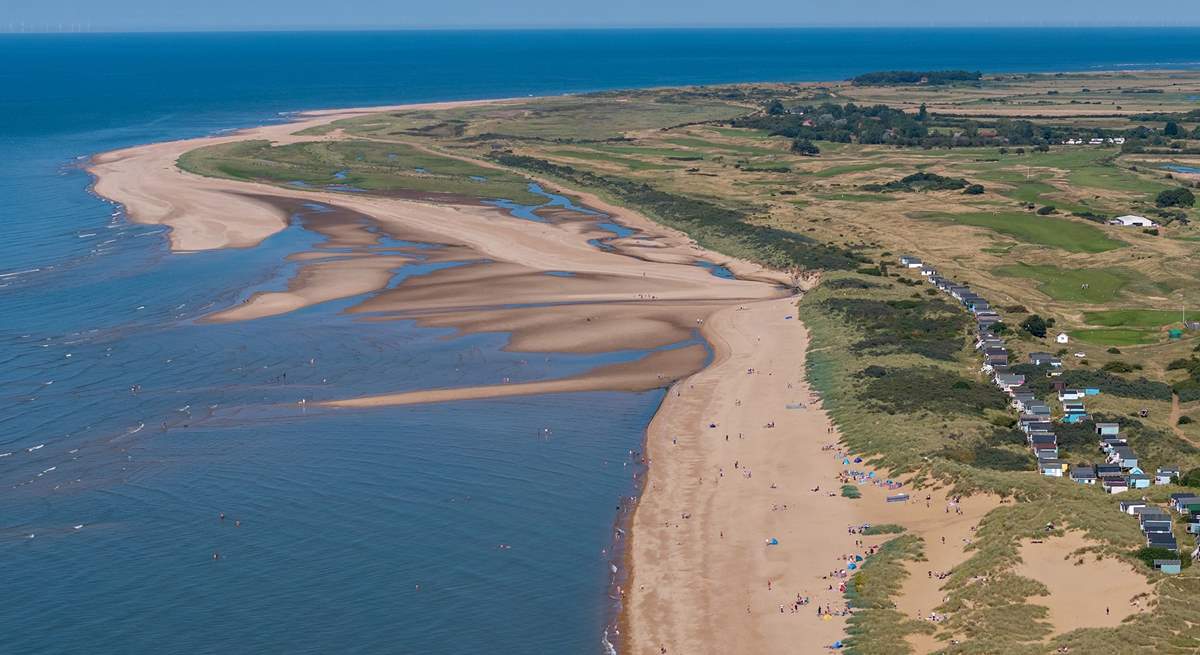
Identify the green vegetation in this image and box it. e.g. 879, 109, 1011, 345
1083, 309, 1183, 328
491, 154, 865, 271
820, 298, 968, 361
177, 139, 544, 203
841, 484, 863, 499
1071, 328, 1160, 346
861, 366, 1008, 415
843, 535, 933, 654
993, 263, 1130, 303
862, 172, 969, 193
862, 524, 906, 536
1158, 187, 1197, 208
851, 70, 982, 86
915, 211, 1125, 253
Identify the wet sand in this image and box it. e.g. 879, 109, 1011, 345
89, 98, 1001, 655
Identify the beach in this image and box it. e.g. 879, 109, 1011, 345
88, 100, 1001, 655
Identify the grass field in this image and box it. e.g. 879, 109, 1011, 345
993, 263, 1131, 303
1083, 309, 1186, 328
1070, 328, 1160, 346
914, 211, 1126, 253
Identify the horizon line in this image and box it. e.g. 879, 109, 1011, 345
4, 24, 1200, 34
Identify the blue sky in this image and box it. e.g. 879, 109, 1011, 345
4, 0, 1200, 31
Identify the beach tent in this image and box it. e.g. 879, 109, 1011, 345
831, 640, 843, 649
766, 537, 779, 546
847, 562, 857, 570
855, 555, 863, 561
867, 471, 875, 478
843, 458, 851, 465
854, 457, 863, 463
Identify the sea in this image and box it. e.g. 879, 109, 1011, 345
1, 28, 1198, 655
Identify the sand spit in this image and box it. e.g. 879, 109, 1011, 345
90, 98, 1007, 655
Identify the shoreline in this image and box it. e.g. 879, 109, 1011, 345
83, 95, 978, 655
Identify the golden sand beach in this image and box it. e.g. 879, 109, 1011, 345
89, 99, 1038, 655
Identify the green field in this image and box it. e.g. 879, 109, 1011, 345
993, 263, 1131, 303
915, 211, 1126, 253
1083, 309, 1185, 328
1071, 328, 1160, 345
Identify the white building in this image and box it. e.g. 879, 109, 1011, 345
1109, 215, 1158, 228
1056, 333, 1070, 344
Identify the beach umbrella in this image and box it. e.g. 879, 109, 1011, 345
867, 471, 875, 478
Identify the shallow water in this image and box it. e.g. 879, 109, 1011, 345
4, 28, 1200, 655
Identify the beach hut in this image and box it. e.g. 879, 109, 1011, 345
1153, 559, 1182, 575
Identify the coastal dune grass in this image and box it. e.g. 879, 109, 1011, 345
178, 139, 545, 204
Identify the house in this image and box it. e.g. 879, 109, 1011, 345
899, 256, 923, 268
1100, 437, 1127, 454
1029, 352, 1055, 366
1120, 500, 1147, 514
1147, 532, 1179, 552
1058, 389, 1084, 401
985, 348, 1009, 367
1153, 559, 1182, 575
1062, 401, 1087, 414
1089, 138, 1105, 145
1071, 466, 1097, 484
1103, 477, 1130, 494
1056, 333, 1070, 344
1026, 403, 1052, 418
1048, 357, 1063, 368
1039, 459, 1068, 477
1108, 446, 1139, 469
1156, 467, 1180, 485
1109, 215, 1158, 228
1096, 464, 1125, 478
1129, 473, 1152, 489
920, 266, 937, 277
1169, 494, 1200, 513
1096, 423, 1121, 437
995, 373, 1025, 390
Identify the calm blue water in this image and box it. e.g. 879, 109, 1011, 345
2, 28, 1200, 655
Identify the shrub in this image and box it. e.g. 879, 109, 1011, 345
1102, 361, 1139, 373
791, 138, 821, 156
822, 298, 968, 361
1107, 347, 1122, 354
1179, 415, 1194, 425
1156, 187, 1195, 208
963, 184, 985, 195
1036, 206, 1056, 215
842, 484, 862, 499
1021, 314, 1048, 338
861, 366, 1008, 415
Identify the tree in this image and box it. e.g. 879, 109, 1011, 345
766, 99, 786, 116
791, 138, 820, 156
917, 103, 928, 121
1021, 314, 1048, 338
1164, 121, 1182, 137
1157, 187, 1196, 208
963, 184, 985, 195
